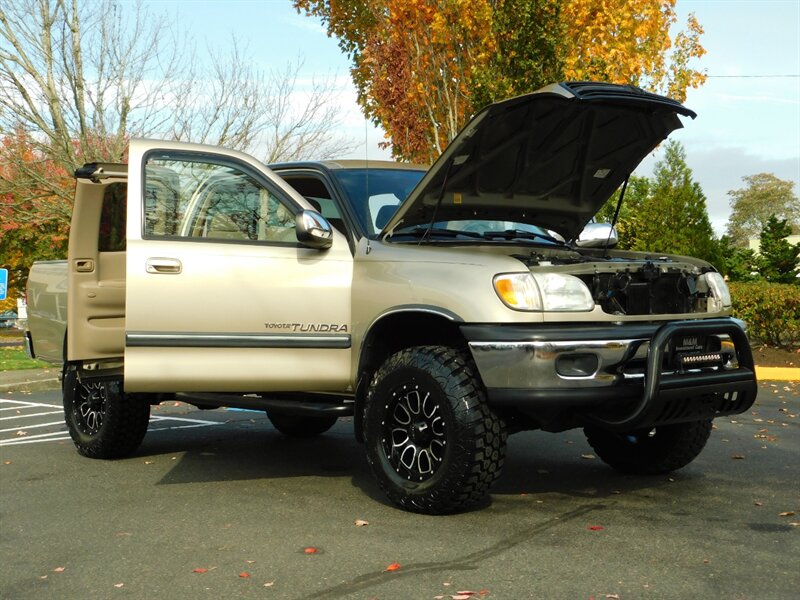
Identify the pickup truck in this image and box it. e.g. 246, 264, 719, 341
25, 82, 757, 514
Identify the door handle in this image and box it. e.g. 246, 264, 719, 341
146, 258, 182, 274
74, 259, 95, 273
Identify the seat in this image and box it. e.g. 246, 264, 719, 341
206, 213, 248, 240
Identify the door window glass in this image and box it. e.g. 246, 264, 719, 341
98, 182, 127, 252
143, 156, 296, 243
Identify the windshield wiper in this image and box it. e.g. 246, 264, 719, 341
481, 229, 565, 245
391, 226, 484, 240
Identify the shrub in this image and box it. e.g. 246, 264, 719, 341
729, 281, 800, 349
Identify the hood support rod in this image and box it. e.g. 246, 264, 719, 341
605, 175, 629, 257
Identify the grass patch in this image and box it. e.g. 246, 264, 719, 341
0, 346, 47, 371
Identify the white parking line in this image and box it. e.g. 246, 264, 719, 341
1, 400, 62, 410
0, 420, 64, 433
2, 429, 70, 442
0, 410, 64, 421
1, 435, 72, 446
0, 413, 221, 446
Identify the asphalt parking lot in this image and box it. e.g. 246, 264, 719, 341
1, 382, 798, 600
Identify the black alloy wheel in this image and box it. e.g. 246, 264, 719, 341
364, 346, 506, 514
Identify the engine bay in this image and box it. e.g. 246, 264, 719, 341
512, 250, 719, 316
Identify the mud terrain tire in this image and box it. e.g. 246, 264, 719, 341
63, 368, 150, 459
364, 346, 506, 514
584, 419, 713, 475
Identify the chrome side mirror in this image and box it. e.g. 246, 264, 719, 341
296, 210, 333, 249
575, 222, 618, 248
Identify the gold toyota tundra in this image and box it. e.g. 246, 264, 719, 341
26, 82, 757, 514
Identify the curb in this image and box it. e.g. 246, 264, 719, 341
755, 367, 800, 382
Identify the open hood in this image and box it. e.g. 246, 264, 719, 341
381, 81, 696, 241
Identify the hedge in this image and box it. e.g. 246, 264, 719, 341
729, 281, 800, 349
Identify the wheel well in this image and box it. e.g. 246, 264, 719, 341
353, 311, 467, 441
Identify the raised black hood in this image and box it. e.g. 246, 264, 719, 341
381, 81, 696, 241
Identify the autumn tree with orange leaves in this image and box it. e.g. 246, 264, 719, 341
295, 0, 706, 163
0, 132, 73, 294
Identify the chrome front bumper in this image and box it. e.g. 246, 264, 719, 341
468, 336, 738, 390
462, 318, 758, 430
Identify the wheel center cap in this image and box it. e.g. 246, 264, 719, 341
88, 392, 102, 410
411, 421, 433, 446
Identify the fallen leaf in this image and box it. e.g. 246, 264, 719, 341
53, 567, 65, 573
754, 501, 763, 507
114, 583, 124, 588
192, 568, 208, 574
606, 595, 621, 599
456, 592, 479, 596
239, 572, 250, 578
3, 460, 11, 465
452, 595, 472, 600
731, 454, 745, 459
385, 562, 401, 572
264, 581, 275, 587
246, 560, 255, 564
39, 575, 48, 580
354, 519, 369, 527
303, 547, 318, 554
588, 525, 605, 531
779, 511, 796, 517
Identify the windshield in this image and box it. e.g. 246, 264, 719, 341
331, 167, 564, 245
331, 168, 425, 237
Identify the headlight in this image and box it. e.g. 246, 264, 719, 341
493, 273, 595, 312
493, 273, 542, 310
702, 272, 732, 311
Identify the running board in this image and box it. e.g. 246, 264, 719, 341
175, 392, 354, 417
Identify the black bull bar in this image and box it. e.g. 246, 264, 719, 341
589, 319, 758, 431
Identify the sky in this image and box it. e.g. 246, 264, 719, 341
140, 0, 800, 236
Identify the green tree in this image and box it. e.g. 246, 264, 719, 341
716, 235, 757, 282
594, 176, 650, 249
757, 216, 800, 284
725, 173, 799, 246
597, 141, 719, 265
637, 141, 719, 265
